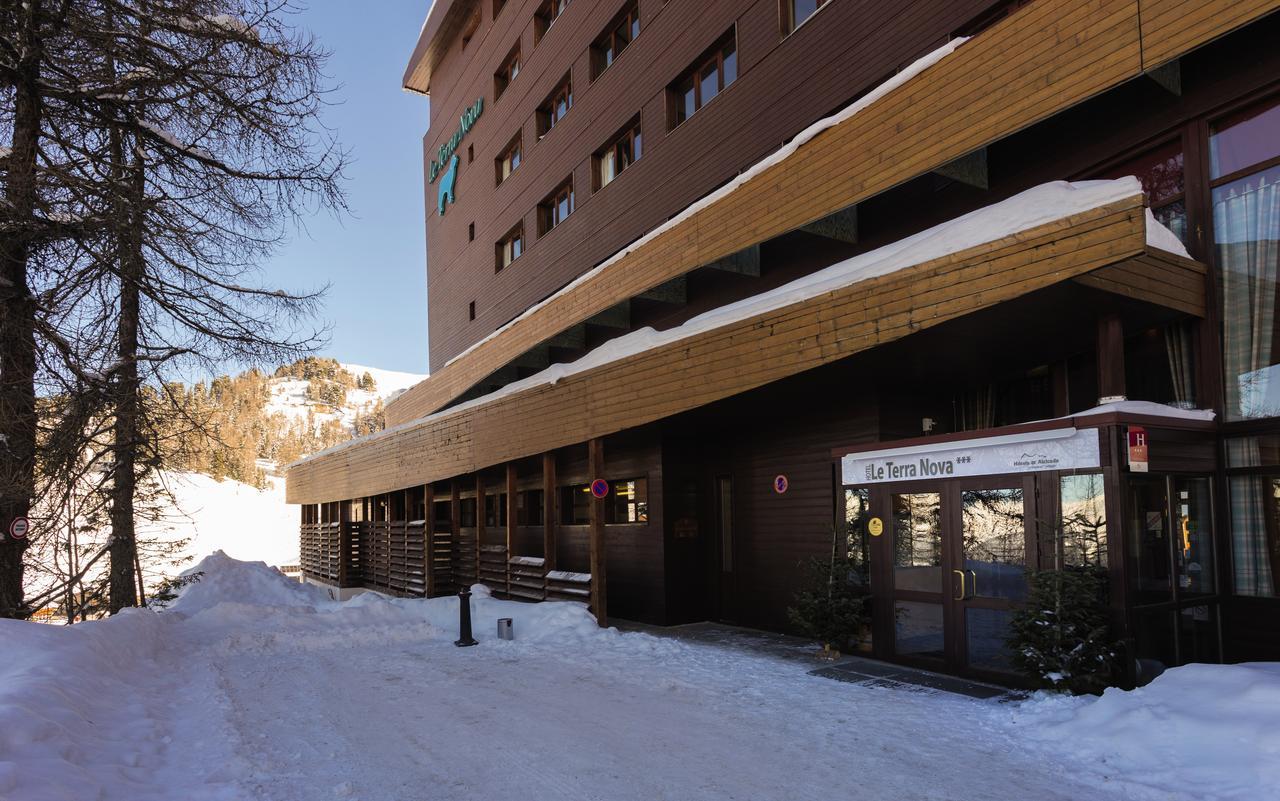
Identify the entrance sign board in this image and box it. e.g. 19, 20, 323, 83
1127, 425, 1149, 473
841, 427, 1100, 485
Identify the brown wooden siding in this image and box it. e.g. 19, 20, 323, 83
389, 0, 1277, 427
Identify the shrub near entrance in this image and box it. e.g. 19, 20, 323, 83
1007, 567, 1120, 694
788, 553, 871, 657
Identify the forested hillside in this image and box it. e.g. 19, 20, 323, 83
157, 357, 419, 487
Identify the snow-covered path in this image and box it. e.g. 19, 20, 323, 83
3, 555, 1277, 801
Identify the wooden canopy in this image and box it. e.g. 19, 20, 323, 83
286, 193, 1206, 504
385, 0, 1277, 426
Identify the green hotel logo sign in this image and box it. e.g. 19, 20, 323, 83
430, 97, 484, 216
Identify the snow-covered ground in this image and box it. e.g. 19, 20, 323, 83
141, 472, 298, 572
2, 554, 1275, 801
266, 362, 425, 432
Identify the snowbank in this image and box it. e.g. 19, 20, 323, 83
1010, 662, 1280, 800
165, 551, 331, 615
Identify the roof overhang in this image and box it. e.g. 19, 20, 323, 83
403, 0, 479, 95
287, 190, 1207, 504
384, 0, 1278, 425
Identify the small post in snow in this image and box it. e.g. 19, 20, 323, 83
454, 586, 478, 647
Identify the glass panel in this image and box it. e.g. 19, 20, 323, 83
722, 44, 737, 86
680, 84, 696, 122
966, 607, 1015, 672
1215, 163, 1280, 420
895, 601, 945, 659
961, 488, 1027, 600
560, 485, 590, 525
1128, 479, 1173, 603
1177, 604, 1219, 664
633, 129, 642, 160
1210, 100, 1280, 180
1172, 477, 1214, 596
1059, 474, 1108, 568
1225, 434, 1280, 467
1153, 200, 1188, 246
699, 66, 718, 106
600, 150, 617, 187
892, 493, 942, 592
1228, 475, 1279, 597
792, 0, 821, 27
608, 478, 647, 524
1133, 609, 1177, 681
844, 488, 872, 587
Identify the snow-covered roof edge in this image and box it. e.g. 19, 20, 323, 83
289, 176, 1175, 472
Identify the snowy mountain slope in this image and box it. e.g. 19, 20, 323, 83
138, 472, 299, 572
264, 361, 425, 433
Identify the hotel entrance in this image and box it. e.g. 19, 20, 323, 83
848, 474, 1035, 680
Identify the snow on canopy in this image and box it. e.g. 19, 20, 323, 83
295, 175, 1184, 468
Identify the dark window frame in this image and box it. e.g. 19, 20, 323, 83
594, 116, 642, 191
537, 73, 574, 137
495, 221, 524, 272
780, 0, 831, 35
668, 29, 737, 129
534, 0, 571, 44
495, 131, 523, 185
494, 43, 522, 100
590, 2, 641, 81
538, 176, 574, 236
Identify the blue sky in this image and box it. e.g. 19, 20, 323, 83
266, 2, 433, 375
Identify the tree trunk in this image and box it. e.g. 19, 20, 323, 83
107, 124, 143, 614
0, 1, 43, 618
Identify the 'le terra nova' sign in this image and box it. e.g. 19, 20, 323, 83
429, 97, 484, 185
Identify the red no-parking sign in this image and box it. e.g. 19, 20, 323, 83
590, 478, 610, 499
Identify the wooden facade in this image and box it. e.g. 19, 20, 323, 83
291, 1, 1280, 674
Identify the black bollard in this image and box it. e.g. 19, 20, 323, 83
454, 586, 478, 647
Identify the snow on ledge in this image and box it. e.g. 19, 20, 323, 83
291, 177, 1161, 472
1068, 399, 1215, 422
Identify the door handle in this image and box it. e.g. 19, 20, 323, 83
968, 570, 978, 600
952, 569, 965, 601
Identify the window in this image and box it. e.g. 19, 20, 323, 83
1227, 436, 1280, 597
669, 30, 737, 128
467, 144, 473, 163
517, 489, 544, 525
495, 222, 524, 271
1058, 474, 1108, 569
459, 497, 477, 527
534, 0, 570, 43
1211, 98, 1280, 421
484, 492, 508, 527
537, 74, 573, 137
495, 132, 522, 185
1101, 140, 1187, 244
782, 0, 829, 33
494, 44, 521, 100
493, 0, 507, 18
607, 478, 648, 524
468, 301, 476, 321
595, 117, 642, 190
560, 484, 590, 525
591, 2, 640, 80
538, 177, 574, 236
468, 222, 475, 241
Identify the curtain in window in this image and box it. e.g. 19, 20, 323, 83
1217, 174, 1280, 419
1229, 472, 1278, 596
1164, 320, 1196, 408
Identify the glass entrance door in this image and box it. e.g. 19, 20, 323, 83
875, 477, 1033, 677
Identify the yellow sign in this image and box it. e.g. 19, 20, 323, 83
867, 517, 884, 537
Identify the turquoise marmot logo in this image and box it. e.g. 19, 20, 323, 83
437, 154, 459, 216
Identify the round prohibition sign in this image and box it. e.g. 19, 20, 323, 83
9, 517, 30, 540
590, 478, 610, 499
773, 475, 789, 494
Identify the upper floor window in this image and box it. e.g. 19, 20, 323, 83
783, 0, 830, 34
494, 44, 521, 100
534, 0, 570, 43
493, 0, 507, 19
496, 222, 524, 272
1211, 98, 1280, 421
538, 177, 574, 236
591, 2, 640, 80
669, 30, 737, 128
537, 74, 573, 137
1101, 140, 1187, 244
595, 117, 642, 190
496, 131, 522, 185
